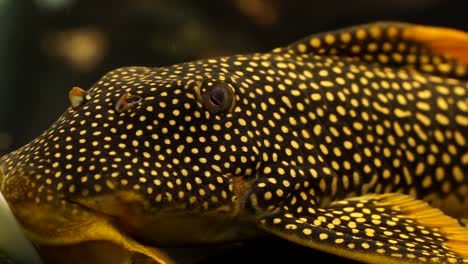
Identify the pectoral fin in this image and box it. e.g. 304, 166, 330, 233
257, 193, 468, 264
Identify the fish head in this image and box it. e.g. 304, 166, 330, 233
0, 53, 293, 245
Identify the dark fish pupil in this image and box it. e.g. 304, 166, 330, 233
199, 80, 234, 114
210, 86, 226, 106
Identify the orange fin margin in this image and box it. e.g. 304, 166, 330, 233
258, 193, 468, 263
402, 25, 468, 65
377, 194, 468, 259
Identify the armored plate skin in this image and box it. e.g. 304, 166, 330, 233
0, 22, 468, 264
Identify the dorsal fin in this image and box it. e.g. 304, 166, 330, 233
282, 22, 468, 79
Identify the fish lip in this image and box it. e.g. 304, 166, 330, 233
0, 153, 18, 193
0, 191, 43, 263
0, 154, 12, 191
0, 156, 43, 264
0, 156, 6, 190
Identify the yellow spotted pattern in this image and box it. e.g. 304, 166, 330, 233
0, 22, 467, 263
260, 194, 468, 263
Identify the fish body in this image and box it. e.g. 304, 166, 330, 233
0, 22, 467, 263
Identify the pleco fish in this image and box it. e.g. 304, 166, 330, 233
0, 22, 467, 264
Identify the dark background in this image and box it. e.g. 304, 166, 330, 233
0, 0, 466, 263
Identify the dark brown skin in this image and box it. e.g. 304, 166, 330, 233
0, 22, 467, 263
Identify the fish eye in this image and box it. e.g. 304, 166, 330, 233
197, 79, 235, 114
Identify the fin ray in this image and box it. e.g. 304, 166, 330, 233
258, 193, 468, 263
